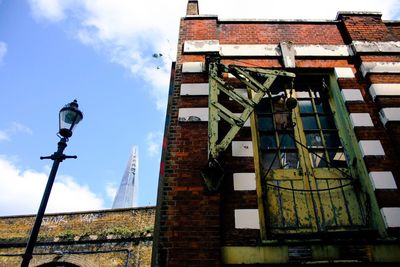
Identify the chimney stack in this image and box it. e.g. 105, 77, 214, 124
186, 0, 199, 16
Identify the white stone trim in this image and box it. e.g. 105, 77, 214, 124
341, 89, 364, 102
234, 209, 260, 229
349, 113, 374, 128
182, 62, 205, 73
233, 173, 256, 191
336, 11, 382, 19
381, 208, 400, 228
183, 41, 353, 57
360, 62, 400, 77
358, 140, 385, 157
334, 67, 355, 79
220, 44, 280, 57
379, 108, 400, 126
180, 83, 209, 96
352, 41, 400, 53
183, 40, 220, 53
232, 141, 253, 157
369, 84, 400, 101
369, 172, 397, 190
178, 108, 208, 122
295, 45, 353, 57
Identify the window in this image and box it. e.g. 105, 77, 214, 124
254, 75, 367, 238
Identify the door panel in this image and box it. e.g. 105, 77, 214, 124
266, 179, 315, 233
257, 76, 367, 238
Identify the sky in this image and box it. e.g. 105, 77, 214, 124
0, 0, 399, 216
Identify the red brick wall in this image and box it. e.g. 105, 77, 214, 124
218, 23, 344, 44
153, 5, 400, 266
387, 23, 400, 39
339, 13, 397, 42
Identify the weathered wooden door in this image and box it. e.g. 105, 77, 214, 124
255, 76, 367, 237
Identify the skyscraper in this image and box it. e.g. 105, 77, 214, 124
112, 146, 139, 208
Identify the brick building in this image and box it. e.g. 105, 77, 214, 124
0, 207, 154, 266
153, 0, 400, 265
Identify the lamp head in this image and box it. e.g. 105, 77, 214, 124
59, 100, 83, 139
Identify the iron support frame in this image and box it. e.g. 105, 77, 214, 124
202, 59, 295, 191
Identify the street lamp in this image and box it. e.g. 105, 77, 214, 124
21, 100, 83, 267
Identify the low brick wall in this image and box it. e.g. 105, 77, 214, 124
0, 207, 155, 267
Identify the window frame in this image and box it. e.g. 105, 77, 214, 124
250, 71, 386, 240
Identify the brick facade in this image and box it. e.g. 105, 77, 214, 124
153, 1, 400, 265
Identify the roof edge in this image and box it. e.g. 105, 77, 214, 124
0, 206, 156, 219
336, 11, 382, 20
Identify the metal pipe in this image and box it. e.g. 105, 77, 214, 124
125, 249, 131, 267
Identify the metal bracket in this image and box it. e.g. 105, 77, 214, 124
202, 58, 295, 192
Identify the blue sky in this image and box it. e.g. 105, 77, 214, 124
0, 0, 399, 216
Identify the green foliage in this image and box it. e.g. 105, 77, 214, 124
58, 230, 77, 241
102, 226, 133, 237
143, 225, 154, 234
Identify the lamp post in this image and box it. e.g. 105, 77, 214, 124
21, 100, 83, 267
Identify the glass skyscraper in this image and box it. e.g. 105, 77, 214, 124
112, 146, 138, 208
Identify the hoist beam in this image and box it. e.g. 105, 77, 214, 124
208, 62, 295, 159
202, 59, 295, 192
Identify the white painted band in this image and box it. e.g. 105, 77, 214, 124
234, 209, 260, 229
180, 83, 209, 96
358, 140, 385, 157
352, 41, 400, 53
233, 173, 256, 191
379, 108, 400, 126
341, 89, 364, 102
360, 62, 400, 77
178, 108, 208, 122
182, 62, 205, 73
232, 141, 253, 157
381, 208, 400, 228
295, 45, 353, 56
369, 84, 400, 101
369, 172, 397, 190
334, 67, 355, 78
349, 113, 374, 128
183, 40, 352, 57
221, 44, 280, 56
183, 40, 220, 53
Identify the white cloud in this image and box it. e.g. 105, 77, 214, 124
28, 0, 183, 111
27, 0, 400, 110
9, 122, 33, 135
0, 156, 104, 216
0, 122, 33, 143
28, 0, 67, 22
146, 131, 163, 157
200, 0, 399, 20
105, 182, 117, 201
0, 131, 9, 142
0, 41, 7, 64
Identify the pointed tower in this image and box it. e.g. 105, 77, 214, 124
112, 146, 139, 208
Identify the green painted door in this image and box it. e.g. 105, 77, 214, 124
255, 76, 367, 237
